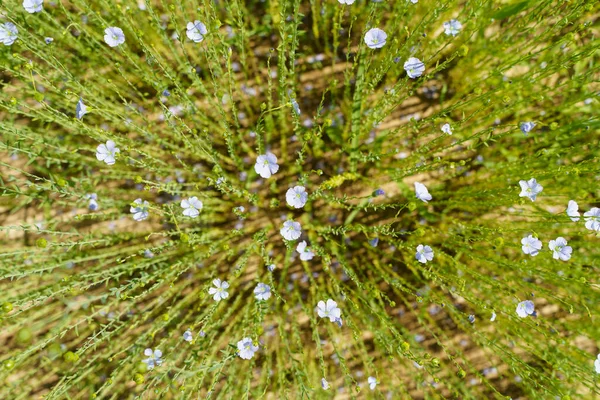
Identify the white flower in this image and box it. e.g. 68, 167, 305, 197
595, 354, 600, 374
23, 0, 43, 13
286, 186, 308, 208
441, 123, 452, 135
237, 337, 259, 360
364, 28, 387, 49
130, 198, 149, 221
566, 200, 580, 222
414, 182, 432, 202
519, 121, 536, 135
208, 278, 229, 302
183, 330, 193, 343
443, 19, 462, 36
490, 312, 496, 322
404, 57, 425, 79
521, 235, 542, 256
76, 99, 87, 119
254, 152, 279, 179
254, 283, 271, 301
368, 376, 377, 390
142, 348, 163, 370
181, 196, 203, 218
548, 237, 572, 261
516, 300, 535, 318
267, 264, 276, 272
280, 220, 302, 241
584, 207, 600, 231
338, 0, 355, 4
96, 140, 120, 165
518, 178, 543, 201
317, 299, 341, 322
407, 0, 418, 3
321, 378, 330, 390
186, 20, 207, 43
415, 244, 434, 264
296, 241, 315, 261
104, 27, 125, 47
0, 22, 18, 46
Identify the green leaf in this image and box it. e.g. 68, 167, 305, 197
492, 1, 530, 20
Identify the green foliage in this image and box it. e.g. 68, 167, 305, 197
1, 0, 599, 398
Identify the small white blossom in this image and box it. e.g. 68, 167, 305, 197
415, 244, 434, 264
516, 300, 535, 318
566, 200, 580, 221
186, 20, 207, 43
518, 178, 543, 201
23, 0, 44, 13
267, 264, 276, 272
296, 240, 315, 261
368, 376, 378, 390
280, 220, 302, 241
104, 27, 125, 47
414, 182, 432, 203
254, 283, 271, 301
519, 121, 536, 135
183, 330, 193, 343
364, 28, 387, 49
0, 22, 18, 46
490, 312, 496, 322
548, 237, 572, 261
441, 123, 452, 135
338, 0, 355, 4
584, 207, 600, 231
208, 278, 229, 302
595, 354, 600, 374
317, 299, 341, 322
404, 57, 425, 79
130, 198, 149, 221
237, 337, 259, 360
286, 186, 308, 208
76, 99, 87, 119
254, 152, 279, 179
321, 378, 330, 390
443, 19, 462, 36
96, 140, 120, 165
521, 235, 542, 256
142, 348, 163, 370
181, 196, 203, 218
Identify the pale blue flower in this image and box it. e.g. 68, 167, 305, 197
404, 57, 425, 79
416, 244, 434, 264
104, 27, 125, 47
208, 278, 229, 302
548, 237, 572, 261
0, 22, 18, 46
186, 21, 207, 42
443, 19, 462, 36
142, 348, 162, 370
520, 121, 536, 135
76, 99, 87, 119
23, 0, 43, 13
518, 178, 542, 201
364, 28, 387, 49
516, 300, 534, 318
130, 198, 149, 221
